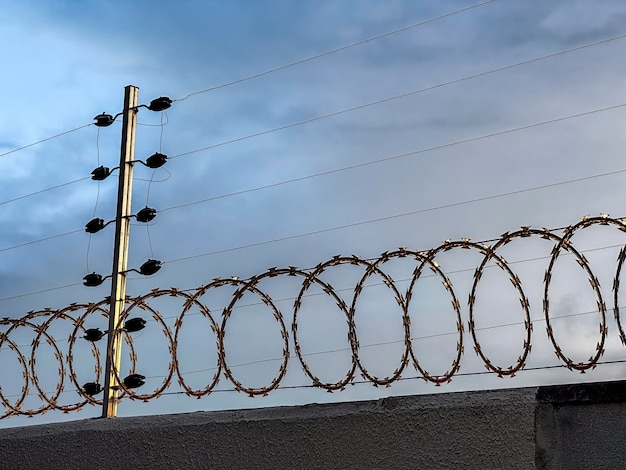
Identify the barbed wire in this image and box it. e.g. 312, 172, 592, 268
2, 214, 626, 419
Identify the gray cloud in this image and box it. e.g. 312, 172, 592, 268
2, 0, 626, 427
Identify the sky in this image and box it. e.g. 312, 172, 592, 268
2, 0, 626, 427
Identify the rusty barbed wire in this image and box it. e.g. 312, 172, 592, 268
2, 214, 626, 419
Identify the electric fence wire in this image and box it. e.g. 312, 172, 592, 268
94, 98, 626, 294
1, 31, 623, 210
216, 358, 620, 393
161, 102, 626, 214
144, 111, 169, 259
3, 357, 623, 404
156, 359, 626, 397
169, 32, 626, 161
0, 282, 82, 303
1, 210, 623, 306
3, 5, 626, 420
86, 126, 102, 273
161, 241, 625, 320
7, 358, 626, 403
1, 243, 622, 356
0, 101, 624, 273
0, 177, 90, 207
3, 214, 626, 413
0, 229, 84, 255
161, 165, 622, 262
174, 0, 498, 102
0, 115, 169, 209
0, 123, 92, 159
3, 300, 623, 400
167, 306, 615, 377
1, 56, 624, 303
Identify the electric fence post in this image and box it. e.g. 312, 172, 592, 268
102, 85, 139, 417
84, 86, 170, 416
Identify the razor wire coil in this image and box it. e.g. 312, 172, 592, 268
2, 214, 626, 419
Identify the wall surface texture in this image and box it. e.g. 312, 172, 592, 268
1, 381, 626, 469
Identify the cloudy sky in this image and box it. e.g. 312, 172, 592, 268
2, 0, 626, 427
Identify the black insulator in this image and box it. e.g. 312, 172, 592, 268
91, 166, 111, 181
124, 317, 146, 333
136, 207, 157, 223
85, 218, 105, 233
145, 152, 168, 169
83, 328, 106, 342
82, 382, 103, 396
147, 97, 172, 112
83, 273, 104, 287
123, 374, 145, 389
94, 113, 114, 127
139, 259, 162, 276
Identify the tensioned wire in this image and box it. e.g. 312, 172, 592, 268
3, 30, 624, 208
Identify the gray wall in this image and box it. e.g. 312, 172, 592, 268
1, 381, 626, 469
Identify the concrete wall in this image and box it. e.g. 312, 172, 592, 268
1, 381, 625, 469
535, 381, 626, 469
